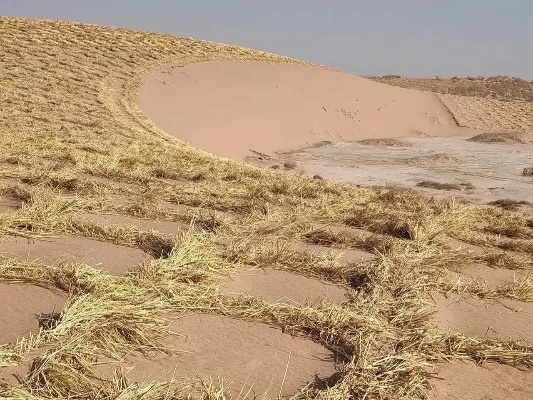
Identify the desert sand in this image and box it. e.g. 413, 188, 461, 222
430, 361, 533, 399
0, 284, 66, 344
97, 314, 336, 398
1, 17, 532, 399
222, 267, 348, 305
139, 61, 478, 159
433, 292, 533, 344
79, 212, 187, 235
0, 236, 149, 275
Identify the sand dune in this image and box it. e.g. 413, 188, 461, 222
1, 16, 532, 399
139, 61, 477, 159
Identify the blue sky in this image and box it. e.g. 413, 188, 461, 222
2, 0, 532, 79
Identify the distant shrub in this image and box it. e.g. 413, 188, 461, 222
522, 167, 533, 176
283, 161, 296, 169
488, 199, 531, 211
468, 132, 528, 144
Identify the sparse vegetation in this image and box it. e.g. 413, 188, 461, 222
416, 181, 462, 191
358, 138, 412, 147
370, 75, 533, 102
488, 199, 531, 211
468, 132, 530, 144
370, 76, 533, 134
0, 16, 531, 399
523, 167, 533, 176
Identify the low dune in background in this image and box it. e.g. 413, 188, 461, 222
139, 61, 478, 159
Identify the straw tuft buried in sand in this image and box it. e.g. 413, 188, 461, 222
0, 16, 532, 399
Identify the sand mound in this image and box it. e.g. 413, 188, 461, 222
221, 268, 348, 305
429, 361, 533, 399
0, 236, 149, 275
432, 293, 533, 344
79, 213, 186, 235
99, 314, 336, 397
0, 283, 66, 344
468, 132, 531, 144
358, 138, 412, 147
139, 61, 476, 159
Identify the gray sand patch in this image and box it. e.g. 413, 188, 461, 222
281, 136, 533, 205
